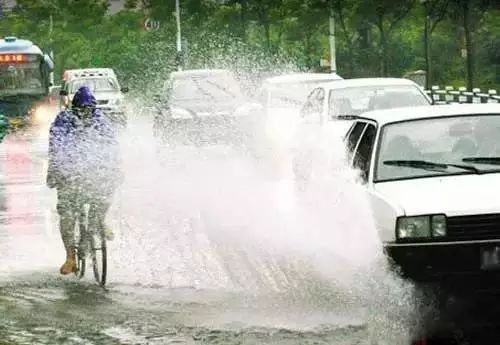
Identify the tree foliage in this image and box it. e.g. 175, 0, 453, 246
0, 0, 496, 92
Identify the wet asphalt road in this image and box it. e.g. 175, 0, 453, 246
0, 120, 376, 345
0, 117, 499, 345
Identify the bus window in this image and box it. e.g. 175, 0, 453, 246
0, 63, 43, 92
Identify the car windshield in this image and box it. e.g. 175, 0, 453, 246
375, 114, 500, 182
0, 63, 43, 94
70, 78, 119, 93
330, 85, 429, 117
170, 74, 243, 102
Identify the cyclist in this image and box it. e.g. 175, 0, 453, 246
47, 86, 122, 275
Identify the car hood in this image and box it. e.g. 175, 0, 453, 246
171, 100, 261, 118
373, 173, 500, 216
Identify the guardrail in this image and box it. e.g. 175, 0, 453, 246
425, 86, 500, 104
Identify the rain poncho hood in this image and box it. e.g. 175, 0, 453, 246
72, 86, 96, 108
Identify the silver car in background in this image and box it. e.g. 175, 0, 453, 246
292, 78, 432, 181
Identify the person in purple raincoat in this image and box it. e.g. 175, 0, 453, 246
47, 86, 122, 275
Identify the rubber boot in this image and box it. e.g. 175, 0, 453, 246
60, 247, 77, 275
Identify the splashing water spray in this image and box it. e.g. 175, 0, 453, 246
104, 42, 431, 343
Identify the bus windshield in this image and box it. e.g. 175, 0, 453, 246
0, 63, 44, 95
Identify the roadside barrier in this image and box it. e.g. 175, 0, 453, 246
425, 86, 499, 104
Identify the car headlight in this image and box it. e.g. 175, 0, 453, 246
431, 215, 447, 237
396, 214, 446, 240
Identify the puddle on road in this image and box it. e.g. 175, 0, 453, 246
0, 108, 424, 344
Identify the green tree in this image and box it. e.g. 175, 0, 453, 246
124, 0, 139, 9
356, 0, 416, 76
420, 0, 450, 88
448, 0, 492, 89
0, 0, 496, 94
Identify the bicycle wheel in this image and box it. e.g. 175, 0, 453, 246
91, 231, 107, 286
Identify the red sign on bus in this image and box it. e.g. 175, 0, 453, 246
0, 54, 27, 63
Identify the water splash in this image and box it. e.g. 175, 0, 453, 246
107, 99, 424, 341
0, 85, 426, 344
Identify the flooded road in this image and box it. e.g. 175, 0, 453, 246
0, 113, 492, 344
1, 275, 370, 345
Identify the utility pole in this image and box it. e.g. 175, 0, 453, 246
421, 0, 431, 89
463, 0, 473, 90
49, 14, 54, 86
328, 0, 337, 73
49, 14, 54, 60
175, 0, 183, 71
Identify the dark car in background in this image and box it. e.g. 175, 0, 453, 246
153, 69, 262, 147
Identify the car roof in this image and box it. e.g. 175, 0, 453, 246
318, 77, 420, 90
359, 104, 500, 125
64, 68, 117, 80
68, 75, 112, 80
264, 73, 343, 85
170, 69, 233, 78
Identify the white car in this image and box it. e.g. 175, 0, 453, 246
60, 68, 129, 128
293, 78, 432, 180
259, 72, 343, 112
259, 72, 343, 145
345, 103, 500, 285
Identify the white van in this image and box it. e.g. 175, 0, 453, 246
60, 68, 129, 128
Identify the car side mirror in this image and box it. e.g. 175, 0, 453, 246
121, 87, 129, 93
59, 90, 68, 96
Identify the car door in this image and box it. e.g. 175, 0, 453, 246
347, 120, 404, 243
295, 87, 325, 148
350, 121, 378, 183
345, 121, 368, 157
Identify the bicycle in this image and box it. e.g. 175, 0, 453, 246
74, 201, 107, 287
